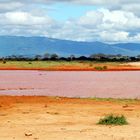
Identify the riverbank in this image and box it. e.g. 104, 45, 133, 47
0, 96, 140, 140
0, 61, 140, 71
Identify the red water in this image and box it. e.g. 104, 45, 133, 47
0, 70, 140, 98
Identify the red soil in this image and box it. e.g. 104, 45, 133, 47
0, 65, 140, 71
1, 96, 140, 140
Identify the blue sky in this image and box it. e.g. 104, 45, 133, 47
0, 0, 140, 43
47, 3, 98, 21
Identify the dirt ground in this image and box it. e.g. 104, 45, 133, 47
0, 61, 140, 71
0, 96, 140, 140
126, 62, 140, 67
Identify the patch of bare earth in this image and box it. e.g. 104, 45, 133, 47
0, 96, 140, 140
125, 62, 140, 67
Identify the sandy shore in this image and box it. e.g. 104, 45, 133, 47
0, 96, 140, 140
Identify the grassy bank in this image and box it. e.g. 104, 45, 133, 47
0, 60, 136, 71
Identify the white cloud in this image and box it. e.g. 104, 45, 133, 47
0, 0, 140, 14
0, 8, 140, 43
0, 11, 54, 27
99, 9, 140, 30
3, 11, 53, 25
0, 2, 23, 11
49, 8, 140, 43
100, 31, 129, 42
78, 11, 103, 28
0, 11, 55, 36
0, 1, 139, 43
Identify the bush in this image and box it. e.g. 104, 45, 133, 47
94, 66, 108, 70
103, 66, 108, 70
97, 114, 128, 125
28, 62, 32, 64
94, 66, 103, 70
2, 60, 6, 64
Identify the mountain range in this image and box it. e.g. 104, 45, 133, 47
0, 36, 140, 57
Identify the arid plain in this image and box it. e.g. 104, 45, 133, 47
0, 62, 140, 140
0, 96, 140, 140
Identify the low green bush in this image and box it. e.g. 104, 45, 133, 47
94, 66, 108, 70
97, 114, 128, 125
2, 60, 6, 64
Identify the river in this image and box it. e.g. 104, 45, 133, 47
0, 70, 139, 98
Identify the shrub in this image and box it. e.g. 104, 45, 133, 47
103, 66, 108, 70
94, 66, 103, 70
2, 60, 6, 64
28, 62, 32, 64
97, 114, 128, 125
94, 66, 108, 70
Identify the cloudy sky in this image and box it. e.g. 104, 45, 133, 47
0, 0, 140, 43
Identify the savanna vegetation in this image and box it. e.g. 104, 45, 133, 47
1, 53, 140, 62
0, 53, 140, 70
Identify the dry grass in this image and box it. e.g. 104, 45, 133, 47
0, 60, 136, 71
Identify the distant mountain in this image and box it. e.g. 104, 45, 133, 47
0, 36, 140, 57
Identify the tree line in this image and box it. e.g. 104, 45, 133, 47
1, 53, 140, 62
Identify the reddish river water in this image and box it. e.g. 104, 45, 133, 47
0, 70, 140, 98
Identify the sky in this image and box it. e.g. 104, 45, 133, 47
0, 0, 140, 43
